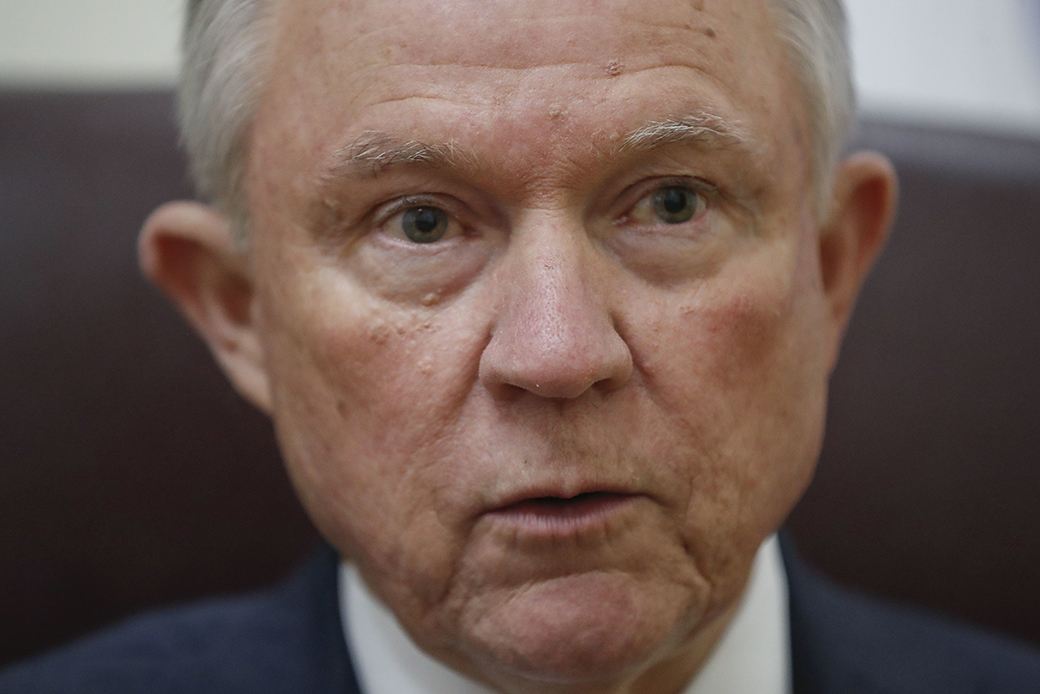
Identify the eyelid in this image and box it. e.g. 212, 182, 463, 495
651, 177, 719, 202
373, 194, 477, 246
616, 177, 719, 224
373, 194, 460, 226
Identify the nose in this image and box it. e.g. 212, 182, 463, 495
478, 226, 633, 400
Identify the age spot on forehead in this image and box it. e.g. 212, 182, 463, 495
703, 26, 717, 39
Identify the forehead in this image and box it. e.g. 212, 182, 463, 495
252, 0, 806, 199
275, 0, 779, 71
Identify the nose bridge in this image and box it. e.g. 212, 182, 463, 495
479, 218, 633, 399
520, 223, 585, 333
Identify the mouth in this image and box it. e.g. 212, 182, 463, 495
485, 492, 637, 538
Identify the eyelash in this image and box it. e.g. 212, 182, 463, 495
371, 193, 474, 242
617, 177, 718, 224
376, 194, 454, 225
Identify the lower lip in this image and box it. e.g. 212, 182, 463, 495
487, 493, 636, 537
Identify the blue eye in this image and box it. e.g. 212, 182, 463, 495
401, 206, 449, 243
651, 187, 700, 224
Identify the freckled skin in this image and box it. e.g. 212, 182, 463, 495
240, 0, 835, 693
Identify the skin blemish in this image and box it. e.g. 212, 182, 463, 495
704, 26, 717, 39
605, 60, 625, 77
367, 318, 392, 345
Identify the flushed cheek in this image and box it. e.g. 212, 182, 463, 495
635, 245, 827, 576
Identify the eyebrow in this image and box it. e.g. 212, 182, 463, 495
321, 110, 756, 182
614, 112, 756, 157
324, 134, 468, 178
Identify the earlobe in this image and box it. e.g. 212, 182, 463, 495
139, 201, 273, 413
819, 151, 899, 372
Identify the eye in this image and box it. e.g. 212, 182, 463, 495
395, 206, 452, 244
629, 185, 706, 225
653, 187, 700, 224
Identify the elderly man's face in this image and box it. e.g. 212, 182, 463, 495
144, 0, 893, 690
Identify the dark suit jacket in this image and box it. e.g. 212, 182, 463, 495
2, 538, 1039, 693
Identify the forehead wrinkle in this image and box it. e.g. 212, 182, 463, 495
317, 2, 719, 76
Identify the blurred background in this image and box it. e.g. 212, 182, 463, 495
2, 0, 1039, 672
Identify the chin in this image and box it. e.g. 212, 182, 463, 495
457, 570, 701, 685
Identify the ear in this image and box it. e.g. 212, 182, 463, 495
139, 201, 272, 413
819, 151, 899, 372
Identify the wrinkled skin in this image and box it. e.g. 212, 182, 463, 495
141, 0, 896, 693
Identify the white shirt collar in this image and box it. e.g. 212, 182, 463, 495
340, 535, 790, 694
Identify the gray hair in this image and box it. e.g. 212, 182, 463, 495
770, 0, 856, 215
178, 0, 854, 236
179, 0, 271, 236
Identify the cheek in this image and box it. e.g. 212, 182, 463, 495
255, 265, 487, 602
633, 235, 828, 581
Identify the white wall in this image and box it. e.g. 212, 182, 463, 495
1, 0, 1039, 135
846, 0, 1040, 135
0, 0, 182, 88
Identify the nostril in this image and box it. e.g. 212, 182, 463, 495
479, 338, 633, 400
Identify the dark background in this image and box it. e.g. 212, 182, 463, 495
1, 91, 1038, 668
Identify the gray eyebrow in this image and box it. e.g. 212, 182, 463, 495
615, 112, 756, 156
324, 133, 468, 178
322, 112, 755, 182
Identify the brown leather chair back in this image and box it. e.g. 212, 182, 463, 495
0, 92, 316, 667
789, 120, 1040, 646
